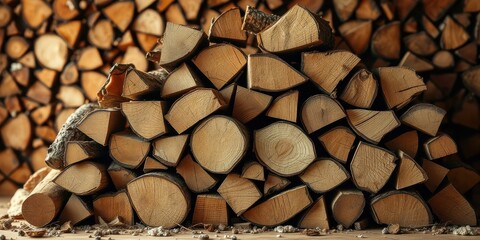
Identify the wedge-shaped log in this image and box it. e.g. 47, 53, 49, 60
302, 94, 345, 134
107, 162, 137, 190
441, 16, 469, 50
266, 90, 299, 122
350, 142, 396, 193
241, 161, 265, 181
399, 52, 434, 72
385, 131, 419, 158
346, 109, 400, 144
300, 158, 350, 193
242, 186, 312, 226
176, 154, 217, 193
192, 194, 228, 225
448, 167, 480, 194
58, 195, 93, 226
424, 134, 458, 160
371, 191, 433, 227
209, 8, 247, 46
34, 34, 68, 72
378, 67, 426, 109
161, 63, 202, 98
232, 86, 272, 123
298, 196, 330, 229
264, 173, 290, 196
54, 162, 110, 196
217, 173, 262, 216
127, 172, 191, 228
422, 160, 449, 192
302, 51, 360, 94
122, 68, 165, 100
193, 43, 246, 90
93, 191, 134, 225
255, 121, 316, 176
257, 5, 333, 53
77, 108, 125, 146
121, 101, 168, 140
395, 151, 428, 190
143, 157, 168, 173
429, 184, 477, 225
248, 53, 307, 92
191, 115, 248, 174
401, 103, 446, 136
339, 20, 372, 55
109, 130, 150, 169
102, 1, 134, 32
165, 88, 225, 133
1, 113, 32, 151
318, 126, 356, 164
371, 21, 401, 60
331, 190, 365, 228
65, 141, 104, 167
340, 69, 378, 108
152, 134, 188, 167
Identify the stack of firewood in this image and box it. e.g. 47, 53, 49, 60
17, 4, 478, 231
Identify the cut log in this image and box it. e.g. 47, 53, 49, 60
77, 108, 126, 146
107, 162, 137, 190
165, 88, 225, 134
136, 32, 158, 52
6, 36, 29, 59
126, 172, 191, 228
161, 63, 202, 98
143, 157, 168, 173
217, 173, 261, 216
333, 0, 358, 22
46, 103, 99, 169
18, 51, 36, 68
254, 121, 316, 177
318, 126, 356, 164
57, 194, 93, 226
340, 69, 377, 108
355, 0, 381, 20
298, 196, 329, 229
371, 191, 432, 227
22, 170, 69, 227
448, 167, 480, 194
241, 161, 265, 181
378, 66, 427, 109
88, 19, 113, 50
428, 184, 476, 225
21, 0, 52, 29
209, 8, 247, 46
53, 0, 79, 21
371, 21, 401, 60
403, 31, 437, 56
300, 158, 350, 193
424, 134, 457, 160
31, 105, 52, 125
455, 42, 477, 65
1, 113, 32, 151
395, 151, 428, 190
0, 72, 20, 97
121, 101, 167, 140
350, 142, 396, 193
164, 3, 187, 25
93, 191, 134, 225
346, 109, 400, 144
152, 134, 188, 167
81, 71, 106, 101
422, 15, 439, 38
54, 161, 109, 195
331, 190, 365, 228
242, 186, 312, 226
34, 34, 68, 71
232, 85, 272, 123
57, 86, 86, 108
26, 81, 52, 104
133, 9, 164, 36
264, 173, 290, 196
301, 50, 360, 94
61, 63, 79, 85
176, 154, 217, 193
399, 52, 434, 72
76, 47, 103, 71
102, 1, 135, 32
248, 53, 307, 92
65, 141, 103, 167
192, 194, 228, 225
462, 66, 480, 96
432, 50, 455, 69
422, 159, 448, 192
423, 0, 456, 21
109, 130, 150, 169
257, 5, 333, 53
0, 149, 19, 178
385, 131, 419, 158
266, 90, 299, 123
400, 103, 446, 136
0, 4, 11, 28
56, 20, 82, 49
11, 65, 30, 87
178, 0, 202, 20
121, 46, 148, 72
241, 5, 280, 34
192, 43, 246, 90
338, 20, 372, 55
441, 16, 469, 50
301, 94, 346, 134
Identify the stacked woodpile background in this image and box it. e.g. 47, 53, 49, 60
2, 1, 479, 232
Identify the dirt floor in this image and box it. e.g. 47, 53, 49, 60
0, 197, 475, 239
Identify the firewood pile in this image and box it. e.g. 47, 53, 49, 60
4, 0, 475, 231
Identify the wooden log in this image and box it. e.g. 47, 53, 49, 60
254, 121, 316, 177
265, 90, 299, 123
192, 43, 246, 90
6, 36, 29, 59
302, 94, 346, 134
54, 161, 109, 195
0, 72, 20, 97
371, 191, 432, 227
164, 3, 187, 25
346, 109, 400, 144
248, 53, 307, 92
26, 81, 51, 104
399, 52, 434, 72
58, 194, 93, 226
318, 126, 355, 164
378, 66, 427, 109
355, 0, 381, 20
350, 142, 396, 193
121, 46, 148, 72
403, 32, 438, 56
338, 20, 372, 55
462, 66, 480, 96
77, 108, 126, 146
455, 42, 477, 65
126, 172, 191, 228
143, 157, 168, 173
152, 134, 188, 167
441, 16, 469, 50
22, 170, 70, 227
264, 173, 290, 196
102, 1, 135, 32
340, 69, 377, 108
300, 158, 350, 193
301, 50, 360, 94
385, 130, 419, 159
241, 161, 265, 181
400, 103, 446, 136
432, 50, 455, 69
395, 151, 428, 190
428, 184, 476, 225
424, 134, 457, 160
88, 19, 114, 50
53, 0, 79, 21
60, 63, 79, 85
93, 191, 134, 225
34, 34, 68, 71
97, 64, 134, 108
217, 173, 261, 216
165, 88, 225, 134
371, 21, 400, 60
109, 130, 150, 169
257, 5, 333, 53
192, 194, 228, 225
1, 113, 32, 151
0, 4, 12, 28
18, 51, 36, 68
107, 162, 137, 190
232, 85, 272, 123
241, 5, 280, 34
333, 0, 358, 22
448, 166, 480, 194
133, 9, 164, 36
178, 0, 202, 20
331, 190, 365, 228
21, 0, 52, 29
81, 71, 106, 101
298, 196, 329, 229
121, 101, 167, 140
176, 154, 217, 193
423, 0, 456, 21
161, 63, 202, 98
76, 47, 103, 71
65, 141, 104, 167
242, 186, 312, 226
56, 86, 85, 108
422, 159, 448, 192
209, 8, 247, 46
55, 20, 82, 49
0, 149, 19, 178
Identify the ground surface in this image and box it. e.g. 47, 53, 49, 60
0, 197, 472, 239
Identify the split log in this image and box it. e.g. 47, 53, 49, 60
0, 4, 11, 28
93, 191, 134, 225
81, 71, 106, 101
77, 108, 126, 146
385, 131, 419, 158
462, 66, 480, 96
121, 46, 148, 72
395, 151, 428, 190
178, 0, 202, 20
34, 34, 68, 71
65, 141, 104, 167
422, 159, 449, 192
441, 16, 469, 50
403, 31, 437, 56
232, 85, 272, 123
0, 72, 20, 97
97, 64, 135, 108
254, 121, 316, 177
298, 196, 329, 229
241, 5, 279, 34
176, 154, 217, 193
0, 149, 19, 178
371, 21, 401, 60
346, 109, 400, 144
242, 186, 312, 226
432, 51, 455, 69
192, 194, 228, 225
300, 158, 350, 193
56, 20, 82, 49
31, 104, 52, 125
53, 161, 109, 195
265, 90, 299, 122
424, 134, 458, 160
22, 170, 70, 227
133, 9, 164, 36
455, 42, 477, 65
58, 195, 93, 226
217, 173, 262, 216
339, 69, 377, 109
143, 157, 168, 173
378, 67, 426, 109
53, 0, 79, 21
447, 166, 480, 194
209, 8, 247, 46
6, 36, 29, 59
21, 0, 52, 29
126, 172, 191, 228
76, 47, 103, 71
350, 142, 396, 193
122, 68, 165, 100
152, 134, 188, 167
400, 103, 446, 136
333, 0, 357, 22
88, 20, 114, 50
1, 113, 32, 151
318, 126, 356, 164
109, 130, 150, 169
338, 20, 372, 55
121, 101, 167, 140
264, 173, 291, 196
428, 184, 476, 225
26, 81, 52, 104
161, 63, 202, 98
302, 94, 345, 134
56, 86, 86, 107
371, 191, 432, 227
331, 189, 364, 228
241, 161, 265, 181
107, 162, 137, 190
102, 1, 135, 32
